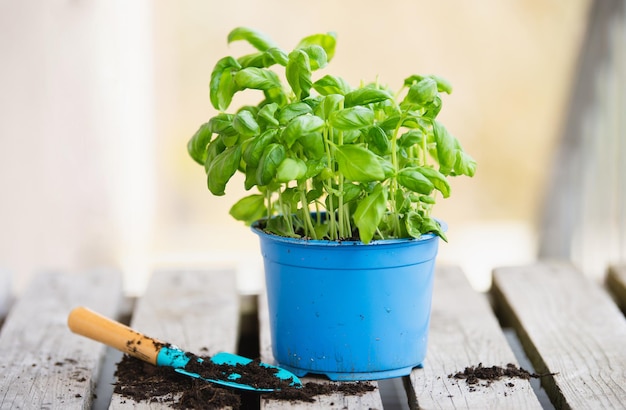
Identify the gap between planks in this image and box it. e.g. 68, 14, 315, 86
492, 262, 626, 410
406, 265, 542, 410
606, 264, 626, 313
108, 269, 240, 409
0, 269, 124, 410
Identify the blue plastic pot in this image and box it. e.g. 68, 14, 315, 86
252, 219, 444, 381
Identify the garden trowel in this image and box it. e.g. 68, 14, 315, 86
67, 306, 302, 392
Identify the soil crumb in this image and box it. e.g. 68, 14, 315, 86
267, 380, 375, 403
448, 363, 557, 390
114, 354, 376, 409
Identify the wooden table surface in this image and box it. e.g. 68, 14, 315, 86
1, 262, 625, 409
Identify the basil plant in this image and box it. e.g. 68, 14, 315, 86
188, 27, 476, 244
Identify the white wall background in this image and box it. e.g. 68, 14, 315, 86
1, 0, 591, 295
0, 0, 156, 293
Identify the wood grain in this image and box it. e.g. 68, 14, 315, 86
109, 269, 239, 409
492, 262, 626, 409
0, 270, 123, 409
406, 266, 542, 409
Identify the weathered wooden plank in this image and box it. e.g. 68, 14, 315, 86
258, 291, 383, 410
109, 269, 239, 409
0, 270, 123, 409
607, 264, 626, 313
492, 262, 626, 409
407, 266, 542, 409
539, 0, 626, 282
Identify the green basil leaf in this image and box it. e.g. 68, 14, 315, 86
229, 194, 266, 224
399, 129, 425, 147
344, 88, 392, 108
310, 222, 328, 239
366, 126, 391, 155
315, 94, 344, 120
378, 158, 395, 179
423, 95, 442, 119
295, 32, 337, 61
329, 106, 374, 130
429, 75, 453, 94
263, 87, 289, 106
208, 113, 236, 135
280, 187, 300, 209
395, 190, 411, 212
266, 215, 298, 237
227, 27, 279, 51
233, 110, 260, 137
404, 75, 452, 94
276, 157, 307, 182
403, 74, 424, 87
302, 96, 322, 110
306, 185, 324, 202
278, 102, 313, 125
418, 166, 450, 198
312, 75, 351, 96
187, 122, 213, 165
299, 45, 328, 71
432, 121, 457, 175
353, 183, 386, 244
405, 211, 423, 238
243, 129, 278, 167
207, 145, 242, 196
397, 167, 434, 195
306, 189, 328, 207
454, 150, 477, 177
377, 114, 402, 132
234, 67, 281, 90
281, 115, 325, 148
299, 133, 325, 159
256, 143, 286, 186
404, 77, 438, 106
286, 49, 312, 100
318, 167, 334, 180
209, 57, 241, 111
304, 159, 326, 179
342, 129, 361, 144
204, 137, 227, 173
244, 165, 258, 190
335, 145, 385, 182
220, 132, 239, 147
421, 216, 447, 242
342, 183, 362, 203
267, 47, 289, 66
237, 52, 275, 68
257, 103, 279, 127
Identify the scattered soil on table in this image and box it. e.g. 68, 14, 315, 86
114, 355, 241, 409
184, 353, 295, 391
448, 363, 557, 391
269, 380, 376, 402
113, 353, 376, 409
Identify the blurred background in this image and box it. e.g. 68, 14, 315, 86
1, 0, 624, 297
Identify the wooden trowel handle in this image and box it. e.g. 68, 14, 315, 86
68, 306, 162, 365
